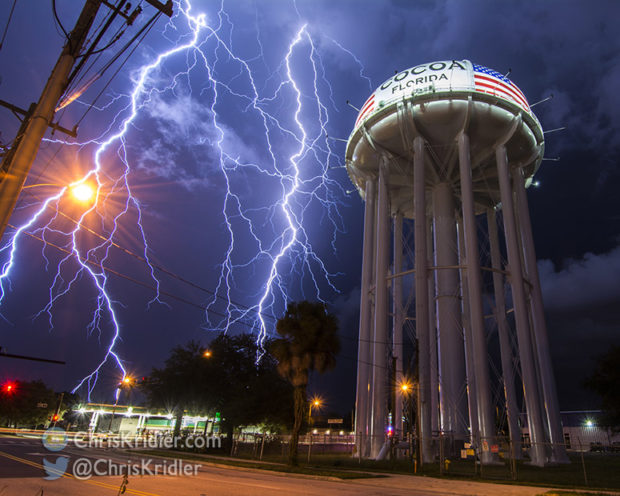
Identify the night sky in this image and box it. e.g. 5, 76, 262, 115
0, 0, 619, 416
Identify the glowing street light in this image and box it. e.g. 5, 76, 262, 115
70, 183, 95, 203
121, 375, 134, 387
308, 395, 323, 425
203, 349, 212, 358
399, 379, 414, 395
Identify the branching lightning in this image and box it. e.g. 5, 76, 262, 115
0, 0, 369, 397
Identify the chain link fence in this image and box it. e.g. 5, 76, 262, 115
220, 430, 619, 489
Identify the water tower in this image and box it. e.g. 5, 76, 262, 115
347, 60, 567, 466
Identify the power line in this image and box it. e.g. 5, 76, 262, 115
10, 224, 261, 332
21, 189, 278, 323
75, 9, 162, 126
51, 0, 69, 42
0, 0, 18, 51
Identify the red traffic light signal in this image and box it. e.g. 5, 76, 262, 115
2, 381, 16, 394
52, 414, 59, 422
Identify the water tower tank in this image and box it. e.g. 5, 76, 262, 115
348, 60, 566, 466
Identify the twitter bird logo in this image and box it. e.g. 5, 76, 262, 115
43, 456, 69, 480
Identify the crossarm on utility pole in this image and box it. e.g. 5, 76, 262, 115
0, 99, 77, 137
144, 0, 173, 17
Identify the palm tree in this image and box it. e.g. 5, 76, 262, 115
270, 300, 340, 466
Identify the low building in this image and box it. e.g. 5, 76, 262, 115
71, 403, 219, 435
521, 410, 620, 452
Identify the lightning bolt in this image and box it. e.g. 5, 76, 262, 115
0, 0, 369, 397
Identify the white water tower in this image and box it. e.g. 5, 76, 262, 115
347, 60, 566, 466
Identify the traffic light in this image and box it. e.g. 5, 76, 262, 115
1, 381, 17, 395
52, 414, 59, 422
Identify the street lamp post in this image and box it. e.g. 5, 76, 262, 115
399, 380, 420, 468
107, 375, 134, 433
308, 398, 321, 425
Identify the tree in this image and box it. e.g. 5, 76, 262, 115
270, 300, 340, 466
585, 345, 620, 432
204, 334, 293, 452
141, 334, 293, 452
0, 379, 58, 427
141, 341, 209, 438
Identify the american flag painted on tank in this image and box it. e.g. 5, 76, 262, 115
473, 64, 530, 113
355, 93, 376, 128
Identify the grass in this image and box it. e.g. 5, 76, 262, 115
511, 453, 620, 490
131, 448, 620, 491
132, 449, 382, 480
241, 451, 620, 491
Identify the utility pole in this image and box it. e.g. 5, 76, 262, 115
0, 0, 102, 239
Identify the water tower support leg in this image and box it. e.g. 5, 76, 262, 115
371, 161, 390, 459
433, 182, 468, 441
496, 145, 546, 466
457, 217, 479, 446
428, 218, 439, 436
487, 207, 522, 460
457, 132, 496, 465
413, 136, 433, 464
513, 168, 569, 464
393, 213, 404, 439
356, 178, 376, 458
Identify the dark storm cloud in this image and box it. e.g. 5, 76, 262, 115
539, 243, 620, 310
297, 0, 620, 152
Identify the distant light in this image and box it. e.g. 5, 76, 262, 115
533, 180, 540, 187
585, 419, 594, 427
203, 350, 212, 358
312, 429, 318, 434
339, 430, 344, 436
325, 430, 330, 435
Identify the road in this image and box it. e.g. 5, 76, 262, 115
0, 436, 554, 496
